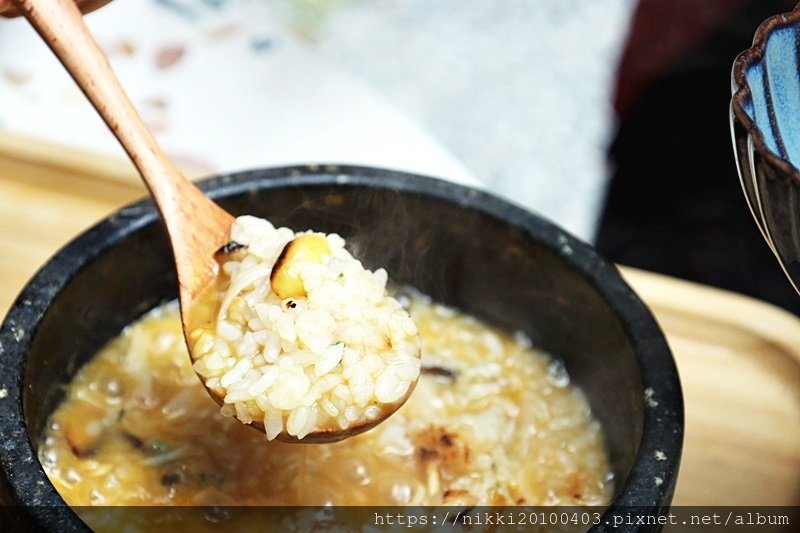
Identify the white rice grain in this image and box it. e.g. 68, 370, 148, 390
314, 343, 344, 376
344, 406, 359, 422
321, 398, 339, 417
246, 367, 279, 396
286, 406, 310, 436
220, 359, 252, 388
263, 410, 283, 441
191, 218, 422, 440
217, 321, 243, 342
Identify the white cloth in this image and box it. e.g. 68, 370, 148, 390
0, 0, 637, 241
309, 0, 638, 240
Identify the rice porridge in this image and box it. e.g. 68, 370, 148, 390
189, 216, 421, 440
39, 294, 612, 508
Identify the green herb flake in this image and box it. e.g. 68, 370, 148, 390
150, 440, 170, 453
116, 409, 126, 422
199, 472, 225, 486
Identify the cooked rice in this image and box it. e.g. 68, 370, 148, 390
39, 297, 612, 510
190, 216, 421, 439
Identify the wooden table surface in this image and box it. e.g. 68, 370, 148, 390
2, 131, 799, 516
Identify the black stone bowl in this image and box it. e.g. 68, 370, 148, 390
0, 166, 682, 531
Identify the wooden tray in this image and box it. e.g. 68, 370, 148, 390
2, 131, 800, 510
621, 268, 800, 507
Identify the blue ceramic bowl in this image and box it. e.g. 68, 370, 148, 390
731, 2, 800, 294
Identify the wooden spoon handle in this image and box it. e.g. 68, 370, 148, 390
12, 0, 233, 300
13, 0, 179, 203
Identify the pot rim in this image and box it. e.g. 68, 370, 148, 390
0, 164, 683, 530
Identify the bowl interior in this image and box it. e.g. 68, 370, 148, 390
25, 175, 645, 496
9, 169, 681, 530
742, 18, 800, 167
732, 11, 800, 295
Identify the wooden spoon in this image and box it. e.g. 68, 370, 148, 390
12, 0, 233, 311
14, 0, 413, 443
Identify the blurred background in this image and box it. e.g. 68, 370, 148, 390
1, 0, 798, 314
598, 0, 800, 315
